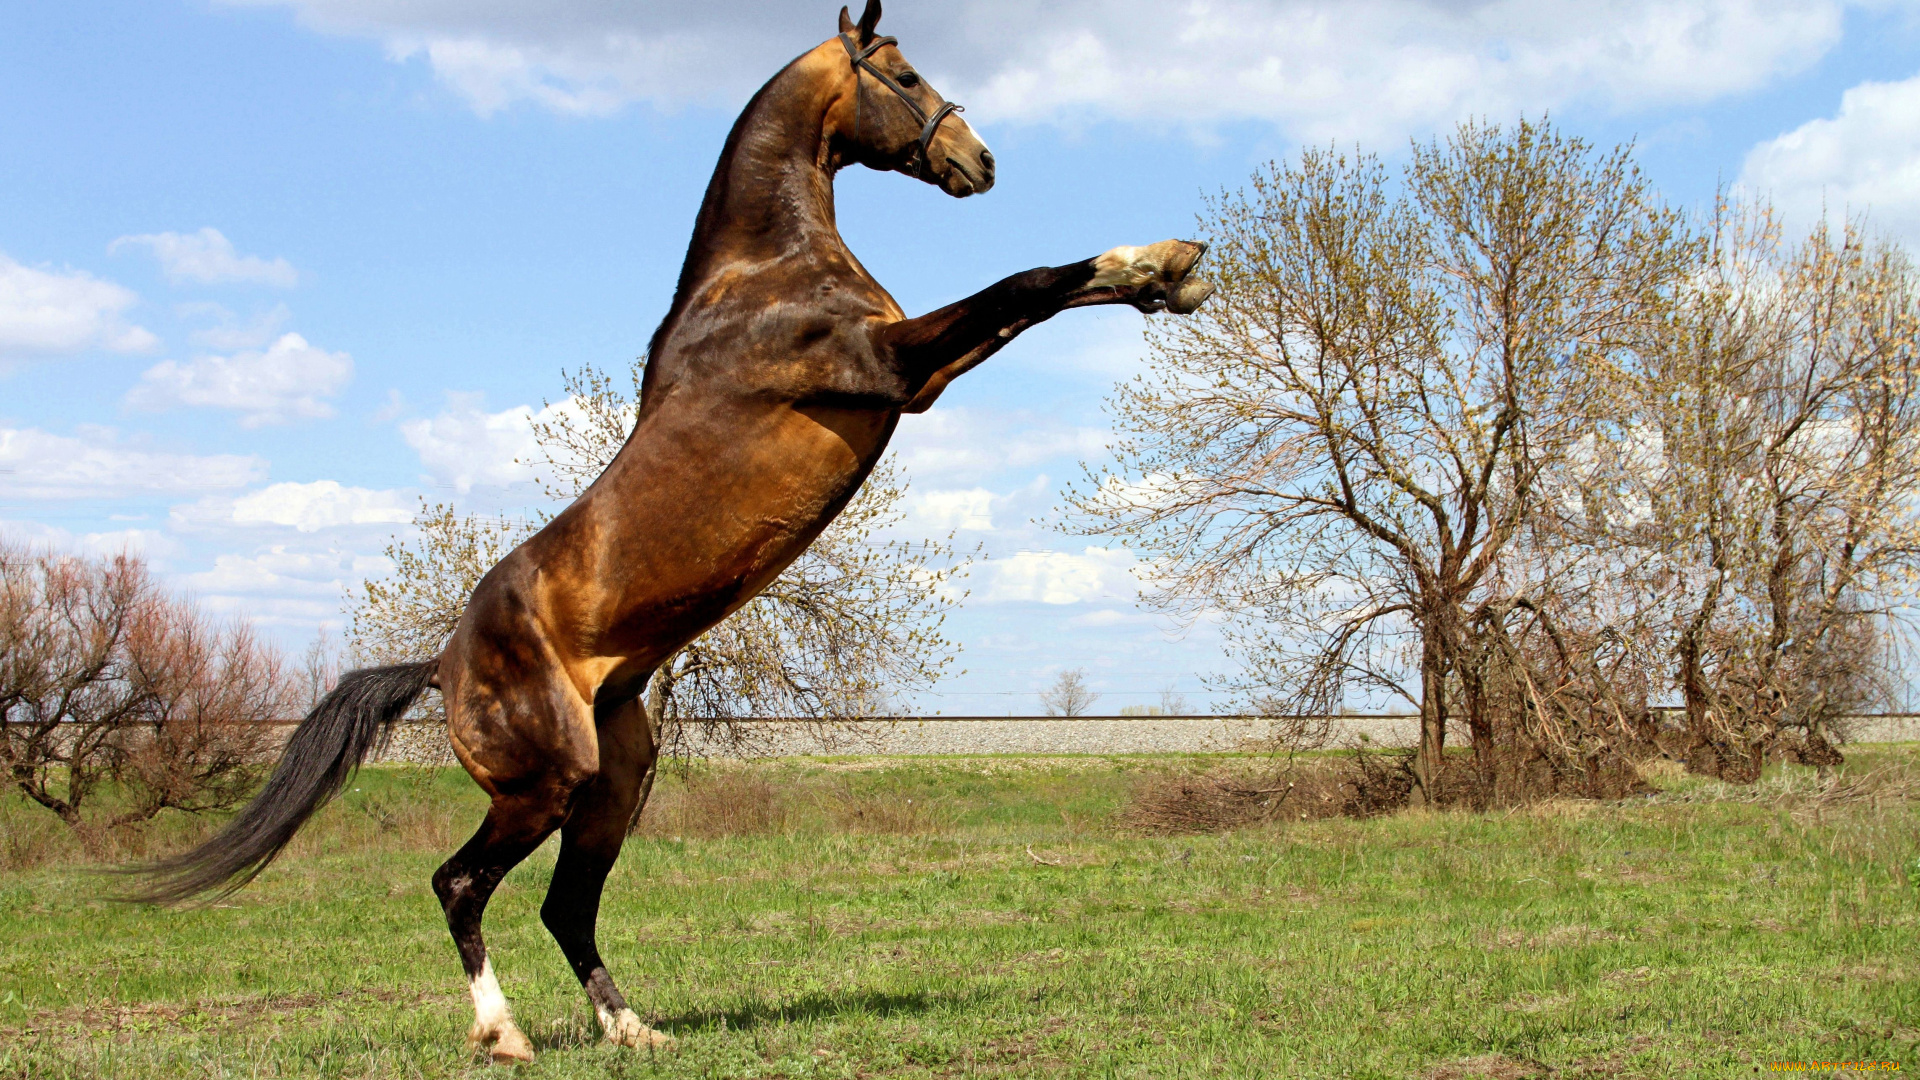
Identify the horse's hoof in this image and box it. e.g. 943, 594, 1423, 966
604, 1008, 675, 1050
1090, 239, 1196, 288
1150, 239, 1207, 282
1166, 277, 1215, 314
471, 1023, 535, 1065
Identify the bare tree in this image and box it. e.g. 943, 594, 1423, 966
534, 362, 972, 755
1119, 686, 1190, 716
1160, 686, 1190, 715
1628, 209, 1920, 778
1040, 668, 1099, 717
1068, 119, 1693, 802
0, 542, 294, 834
299, 628, 344, 710
348, 359, 972, 764
349, 501, 534, 668
116, 611, 295, 828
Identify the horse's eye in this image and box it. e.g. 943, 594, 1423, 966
897, 71, 920, 88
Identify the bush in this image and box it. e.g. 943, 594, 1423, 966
0, 541, 300, 842
1123, 752, 1411, 834
1123, 743, 1657, 834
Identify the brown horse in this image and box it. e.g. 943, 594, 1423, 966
138, 0, 1211, 1062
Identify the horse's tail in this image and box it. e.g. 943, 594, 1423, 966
126, 660, 438, 905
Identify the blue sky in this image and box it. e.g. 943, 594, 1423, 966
3, 0, 1918, 714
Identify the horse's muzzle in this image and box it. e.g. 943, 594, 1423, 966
944, 151, 995, 197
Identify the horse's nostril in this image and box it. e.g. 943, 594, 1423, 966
979, 149, 995, 175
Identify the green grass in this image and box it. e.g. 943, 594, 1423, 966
1, 751, 1916, 1078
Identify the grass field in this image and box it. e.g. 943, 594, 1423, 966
1, 749, 1916, 1078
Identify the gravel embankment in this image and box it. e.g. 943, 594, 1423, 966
678, 716, 1421, 757
365, 713, 1920, 763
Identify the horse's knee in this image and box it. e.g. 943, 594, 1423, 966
433, 858, 501, 920
538, 888, 585, 939
431, 860, 470, 911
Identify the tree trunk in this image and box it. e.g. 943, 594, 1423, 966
1459, 637, 1496, 803
627, 663, 674, 835
628, 761, 658, 835
1411, 630, 1449, 807
18, 775, 85, 828
1678, 559, 1727, 777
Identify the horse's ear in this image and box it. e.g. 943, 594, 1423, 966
838, 6, 856, 35
855, 0, 882, 43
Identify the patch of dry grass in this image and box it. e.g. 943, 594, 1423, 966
633, 769, 793, 839
1121, 752, 1412, 834
1427, 1054, 1551, 1079
1647, 758, 1919, 812
631, 765, 953, 840
0, 763, 480, 874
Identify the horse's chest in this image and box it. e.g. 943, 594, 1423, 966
668, 285, 907, 404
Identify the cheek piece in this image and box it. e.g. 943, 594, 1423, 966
840, 33, 964, 181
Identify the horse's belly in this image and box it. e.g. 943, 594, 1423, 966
540, 407, 888, 666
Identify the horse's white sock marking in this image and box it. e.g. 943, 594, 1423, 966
1089, 245, 1155, 288
599, 1005, 673, 1048
469, 956, 512, 1036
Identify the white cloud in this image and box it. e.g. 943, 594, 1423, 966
0, 518, 183, 563
127, 332, 354, 426
979, 545, 1140, 605
400, 394, 542, 493
0, 425, 265, 500
913, 487, 997, 532
399, 393, 594, 493
174, 480, 413, 533
1739, 71, 1920, 243
234, 481, 410, 531
178, 545, 390, 626
0, 253, 157, 360
892, 405, 1110, 486
181, 547, 377, 595
178, 301, 294, 350
109, 227, 299, 287
1068, 608, 1147, 628
228, 0, 1856, 139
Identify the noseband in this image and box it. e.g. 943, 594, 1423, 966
840, 33, 963, 180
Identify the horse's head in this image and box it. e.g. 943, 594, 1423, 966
828, 0, 995, 198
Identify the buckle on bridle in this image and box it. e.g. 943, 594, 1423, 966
839, 33, 963, 180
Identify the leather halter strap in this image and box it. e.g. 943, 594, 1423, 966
839, 33, 962, 180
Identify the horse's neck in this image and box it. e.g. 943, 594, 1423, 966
683, 73, 845, 279
640, 59, 855, 414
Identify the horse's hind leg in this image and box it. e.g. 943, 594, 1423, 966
540, 694, 672, 1049
433, 787, 572, 1063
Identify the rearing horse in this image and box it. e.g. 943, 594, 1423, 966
139, 1, 1211, 1062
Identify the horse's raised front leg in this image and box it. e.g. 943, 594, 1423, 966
884, 239, 1213, 412
1069, 239, 1216, 314
540, 693, 673, 1051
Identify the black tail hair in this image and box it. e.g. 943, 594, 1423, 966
125, 660, 437, 905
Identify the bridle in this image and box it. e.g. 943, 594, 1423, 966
839, 33, 962, 180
